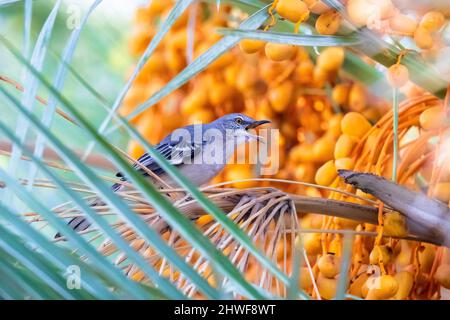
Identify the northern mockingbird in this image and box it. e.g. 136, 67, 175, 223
58, 113, 270, 236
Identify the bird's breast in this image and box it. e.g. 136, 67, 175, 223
177, 162, 226, 186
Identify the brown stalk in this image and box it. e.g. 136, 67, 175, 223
0, 75, 77, 125
0, 140, 115, 171
338, 170, 450, 247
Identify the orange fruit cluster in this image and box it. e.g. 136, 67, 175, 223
123, 1, 389, 191
121, 1, 450, 299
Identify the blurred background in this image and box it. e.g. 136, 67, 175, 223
0, 0, 146, 210
0, 0, 449, 300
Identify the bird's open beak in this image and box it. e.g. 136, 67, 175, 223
245, 120, 271, 143
245, 119, 271, 130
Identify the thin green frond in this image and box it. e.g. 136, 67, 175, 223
217, 28, 363, 46
6, 0, 61, 201
27, 0, 103, 192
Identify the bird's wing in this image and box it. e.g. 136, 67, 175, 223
115, 135, 207, 184
134, 139, 204, 175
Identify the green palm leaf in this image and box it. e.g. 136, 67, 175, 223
6, 0, 61, 200
0, 106, 224, 298
0, 85, 211, 300
0, 201, 118, 299
0, 226, 82, 299
0, 159, 151, 299
217, 28, 363, 46
27, 0, 103, 192
0, 251, 58, 299
22, 0, 32, 58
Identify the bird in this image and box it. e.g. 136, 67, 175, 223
56, 113, 270, 237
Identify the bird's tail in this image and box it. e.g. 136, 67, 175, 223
54, 197, 107, 239
54, 183, 124, 239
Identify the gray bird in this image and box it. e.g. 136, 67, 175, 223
58, 113, 270, 236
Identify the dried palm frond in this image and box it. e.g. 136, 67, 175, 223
28, 174, 446, 298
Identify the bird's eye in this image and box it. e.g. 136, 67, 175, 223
235, 117, 243, 125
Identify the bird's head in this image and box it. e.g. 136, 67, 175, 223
212, 113, 271, 142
